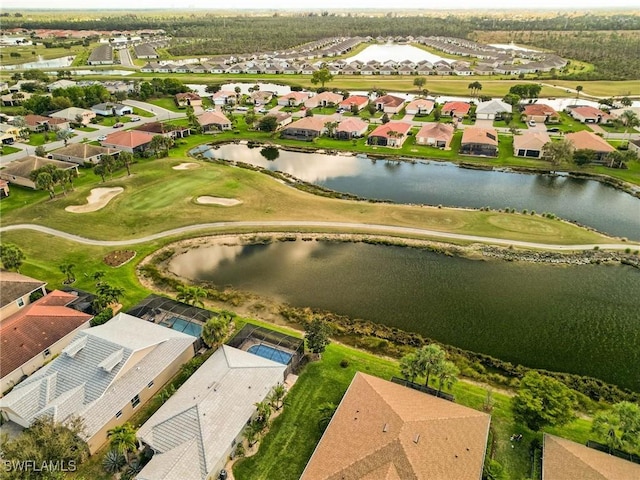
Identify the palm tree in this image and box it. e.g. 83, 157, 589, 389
268, 383, 287, 411
201, 316, 230, 348
245, 419, 263, 447
468, 81, 483, 98
254, 401, 272, 429
576, 85, 583, 99
119, 151, 134, 176
59, 262, 75, 284
176, 285, 208, 307
317, 402, 337, 430
400, 351, 421, 383
416, 344, 446, 387
436, 361, 459, 394
35, 171, 55, 198
102, 449, 126, 474
107, 423, 137, 463
620, 110, 639, 147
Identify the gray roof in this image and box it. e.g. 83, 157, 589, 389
0, 271, 46, 308
476, 99, 512, 114
0, 313, 195, 440
137, 345, 286, 480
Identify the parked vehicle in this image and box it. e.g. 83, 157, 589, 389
113, 123, 124, 128
130, 117, 140, 122
97, 135, 107, 141
528, 120, 537, 127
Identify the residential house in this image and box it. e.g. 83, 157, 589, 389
277, 92, 310, 107
22, 114, 70, 132
304, 91, 343, 109
522, 104, 560, 124
90, 102, 133, 117
197, 111, 232, 132
265, 112, 293, 130
50, 107, 96, 126
543, 434, 640, 480
375, 94, 406, 114
442, 101, 471, 120
405, 99, 435, 116
281, 116, 328, 141
101, 130, 156, 154
134, 122, 191, 139
415, 123, 455, 149
175, 92, 202, 108
629, 139, 640, 155
87, 44, 113, 65
1, 91, 32, 106
250, 91, 273, 106
0, 290, 93, 395
565, 131, 615, 163
339, 95, 369, 112
0, 180, 9, 198
0, 272, 47, 319
300, 373, 490, 480
513, 131, 551, 159
367, 122, 412, 148
0, 156, 78, 189
136, 346, 286, 480
0, 314, 196, 454
211, 90, 237, 106
0, 124, 21, 144
336, 118, 368, 140
460, 127, 499, 157
47, 79, 77, 92
475, 99, 512, 120
569, 106, 612, 124
50, 143, 121, 165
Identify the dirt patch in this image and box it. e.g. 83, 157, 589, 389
103, 250, 136, 267
173, 162, 200, 170
65, 187, 124, 213
196, 196, 243, 206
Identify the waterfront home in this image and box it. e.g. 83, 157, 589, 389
513, 131, 551, 159
265, 112, 293, 129
475, 99, 512, 120
101, 130, 156, 154
250, 91, 273, 106
405, 99, 435, 116
211, 90, 237, 106
197, 111, 232, 131
415, 123, 455, 149
565, 131, 615, 163
304, 91, 344, 109
0, 156, 79, 189
441, 101, 471, 120
374, 94, 406, 114
281, 116, 328, 141
339, 95, 369, 112
522, 104, 560, 124
277, 91, 310, 107
568, 106, 612, 124
175, 92, 202, 108
367, 122, 412, 148
336, 118, 369, 140
135, 122, 191, 139
460, 127, 499, 157
50, 143, 121, 165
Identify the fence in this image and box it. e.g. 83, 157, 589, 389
390, 376, 455, 402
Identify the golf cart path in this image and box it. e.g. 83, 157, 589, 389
1, 222, 636, 251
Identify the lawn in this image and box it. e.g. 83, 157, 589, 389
0, 145, 21, 155
132, 106, 156, 118
94, 115, 135, 127
26, 131, 56, 146
147, 97, 185, 113
76, 126, 98, 132
0, 42, 93, 66
553, 112, 592, 133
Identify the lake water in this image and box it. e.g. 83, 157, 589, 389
168, 241, 640, 390
489, 43, 540, 52
221, 82, 292, 95
197, 144, 640, 240
346, 44, 451, 64
2, 56, 75, 70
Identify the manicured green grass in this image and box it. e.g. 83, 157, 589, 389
27, 132, 55, 146
494, 118, 527, 130
599, 123, 629, 134
554, 112, 591, 133
76, 126, 98, 132
0, 43, 92, 66
147, 97, 184, 112
0, 145, 21, 155
132, 106, 156, 118
312, 106, 339, 115
95, 115, 134, 127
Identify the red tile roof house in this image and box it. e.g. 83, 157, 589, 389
367, 122, 412, 148
23, 114, 70, 132
266, 112, 294, 130
339, 95, 369, 112
0, 156, 79, 189
442, 101, 471, 120
300, 373, 490, 480
336, 118, 369, 140
416, 123, 455, 149
375, 94, 406, 114
565, 131, 616, 163
174, 92, 202, 108
522, 104, 560, 124
0, 272, 47, 319
460, 127, 499, 157
101, 130, 156, 154
405, 99, 435, 116
277, 91, 310, 107
0, 290, 93, 395
135, 121, 191, 139
281, 116, 329, 141
569, 106, 612, 124
304, 91, 344, 109
197, 111, 232, 132
513, 131, 551, 159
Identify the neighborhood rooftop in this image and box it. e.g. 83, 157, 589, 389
0, 272, 46, 309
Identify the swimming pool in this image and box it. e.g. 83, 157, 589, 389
247, 344, 293, 365
160, 317, 202, 337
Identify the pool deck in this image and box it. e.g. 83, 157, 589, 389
238, 338, 297, 359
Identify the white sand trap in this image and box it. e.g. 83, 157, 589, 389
173, 162, 200, 170
196, 196, 242, 206
65, 187, 124, 213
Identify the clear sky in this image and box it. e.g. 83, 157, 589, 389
4, 0, 640, 10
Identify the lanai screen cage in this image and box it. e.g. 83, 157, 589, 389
126, 294, 213, 337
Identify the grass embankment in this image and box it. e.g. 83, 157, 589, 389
0, 43, 89, 66
146, 97, 185, 112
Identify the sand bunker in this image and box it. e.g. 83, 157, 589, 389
173, 162, 200, 170
65, 187, 124, 213
196, 196, 242, 206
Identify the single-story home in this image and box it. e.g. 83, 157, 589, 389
250, 91, 273, 106
50, 143, 121, 165
197, 111, 232, 132
304, 91, 344, 109
101, 130, 156, 154
475, 99, 512, 120
22, 114, 70, 132
367, 121, 412, 148
375, 94, 406, 114
300, 373, 490, 480
513, 131, 551, 159
1, 91, 32, 107
0, 290, 93, 395
569, 106, 612, 124
281, 116, 328, 140
565, 131, 616, 163
522, 104, 560, 124
136, 345, 286, 480
0, 313, 196, 454
277, 91, 310, 107
265, 112, 293, 129
50, 107, 96, 126
460, 127, 499, 157
175, 92, 202, 108
134, 122, 191, 139
0, 272, 47, 320
543, 434, 640, 480
211, 90, 237, 106
336, 118, 368, 140
0, 156, 79, 189
629, 139, 640, 155
339, 95, 369, 112
0, 123, 21, 144
90, 102, 133, 117
47, 79, 77, 92
405, 98, 435, 116
441, 101, 471, 120
415, 122, 455, 149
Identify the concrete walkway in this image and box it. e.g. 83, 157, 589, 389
1, 222, 636, 251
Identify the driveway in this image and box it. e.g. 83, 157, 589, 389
118, 48, 134, 67
473, 119, 495, 129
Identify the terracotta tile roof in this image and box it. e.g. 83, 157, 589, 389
301, 373, 490, 480
416, 122, 455, 142
406, 99, 435, 111
175, 92, 201, 101
0, 156, 77, 180
442, 102, 471, 116
0, 290, 92, 375
369, 122, 412, 139
543, 434, 640, 480
523, 104, 558, 116
283, 116, 328, 132
0, 272, 46, 309
280, 91, 310, 102
197, 111, 231, 126
135, 122, 188, 135
337, 118, 368, 133
340, 96, 370, 108
23, 114, 68, 127
513, 131, 551, 151
571, 106, 612, 121
375, 95, 405, 108
103, 130, 155, 148
566, 131, 615, 153
461, 127, 498, 146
